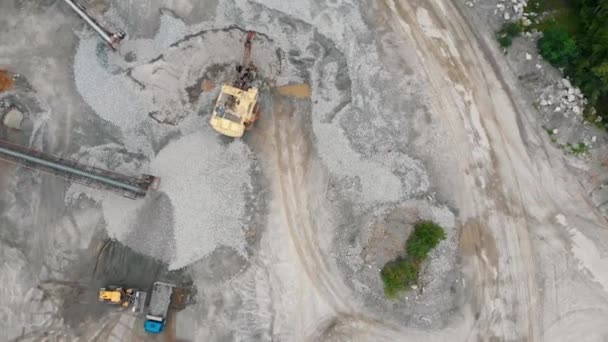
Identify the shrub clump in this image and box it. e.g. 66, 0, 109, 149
406, 221, 447, 260
538, 26, 579, 68
380, 220, 446, 297
496, 22, 522, 48
380, 258, 419, 298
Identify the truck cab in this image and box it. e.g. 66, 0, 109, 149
144, 318, 164, 334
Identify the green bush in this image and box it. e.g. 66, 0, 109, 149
567, 142, 589, 155
380, 259, 419, 297
496, 22, 522, 48
380, 220, 446, 298
528, 0, 608, 131
405, 221, 447, 261
538, 26, 579, 68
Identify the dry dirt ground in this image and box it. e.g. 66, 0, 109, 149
0, 0, 607, 341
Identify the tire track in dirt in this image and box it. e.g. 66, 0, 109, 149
270, 95, 354, 316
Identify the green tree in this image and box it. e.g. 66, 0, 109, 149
380, 259, 419, 297
405, 221, 447, 261
538, 26, 579, 67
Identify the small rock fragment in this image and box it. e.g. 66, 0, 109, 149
2, 108, 23, 130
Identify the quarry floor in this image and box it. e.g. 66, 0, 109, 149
0, 0, 607, 341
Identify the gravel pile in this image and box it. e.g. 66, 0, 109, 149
538, 78, 588, 118
151, 131, 253, 270
71, 15, 258, 269
494, 0, 529, 21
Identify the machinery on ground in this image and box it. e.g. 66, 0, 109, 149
0, 139, 160, 199
99, 286, 146, 313
144, 281, 175, 334
62, 0, 125, 50
210, 31, 260, 138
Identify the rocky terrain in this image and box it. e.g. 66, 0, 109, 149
0, 0, 607, 341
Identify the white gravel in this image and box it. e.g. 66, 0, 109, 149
151, 131, 253, 269
66, 129, 254, 269
73, 37, 153, 131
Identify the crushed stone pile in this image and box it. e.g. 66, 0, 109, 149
151, 132, 253, 270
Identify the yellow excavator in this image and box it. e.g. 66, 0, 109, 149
210, 32, 260, 138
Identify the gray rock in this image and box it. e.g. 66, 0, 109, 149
3, 108, 23, 130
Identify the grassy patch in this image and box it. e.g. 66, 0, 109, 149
544, 127, 558, 142
525, 0, 580, 34
406, 221, 447, 261
496, 22, 522, 48
567, 142, 589, 155
380, 258, 419, 298
583, 108, 607, 130
380, 220, 446, 297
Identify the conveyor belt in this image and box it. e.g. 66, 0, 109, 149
0, 139, 159, 199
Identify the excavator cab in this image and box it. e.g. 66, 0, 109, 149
210, 84, 260, 138
210, 31, 260, 138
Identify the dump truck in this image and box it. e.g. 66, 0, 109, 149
99, 286, 146, 313
144, 282, 175, 334
210, 31, 260, 138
